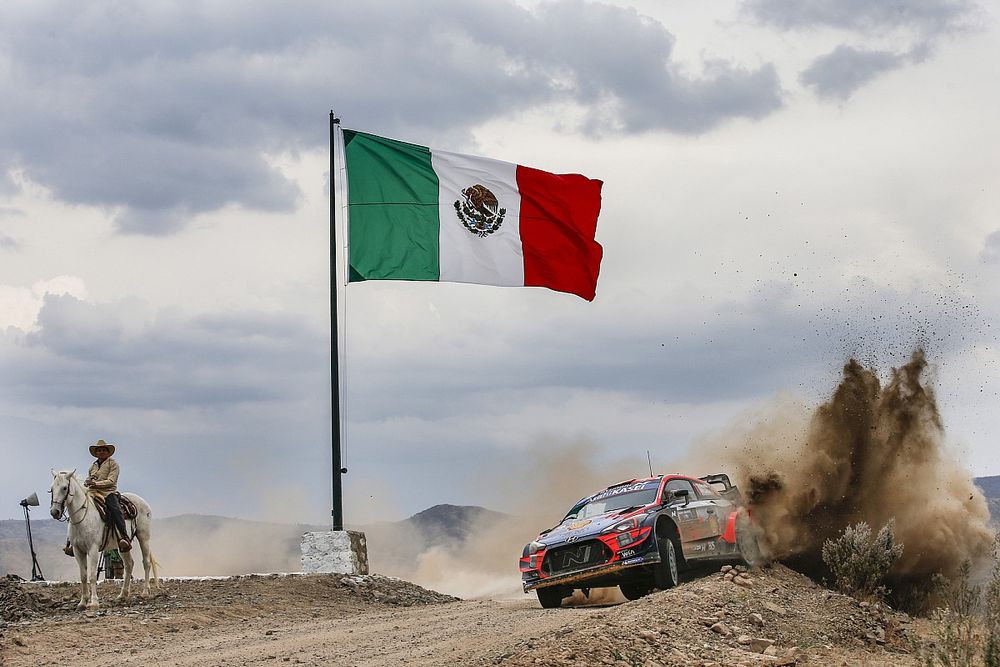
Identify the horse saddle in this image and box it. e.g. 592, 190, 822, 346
93, 493, 138, 523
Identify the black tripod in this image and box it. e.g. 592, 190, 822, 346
20, 494, 45, 582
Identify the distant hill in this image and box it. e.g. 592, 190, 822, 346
0, 504, 507, 581
975, 476, 1000, 526
405, 504, 507, 543
975, 476, 1000, 499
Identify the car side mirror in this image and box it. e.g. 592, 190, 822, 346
668, 489, 690, 506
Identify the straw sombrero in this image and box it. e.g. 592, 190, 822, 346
89, 439, 116, 457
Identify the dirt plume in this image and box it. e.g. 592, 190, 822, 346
691, 349, 994, 595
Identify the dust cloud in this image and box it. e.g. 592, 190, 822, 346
365, 440, 645, 602
687, 349, 994, 590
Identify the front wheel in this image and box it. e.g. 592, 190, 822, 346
620, 581, 653, 600
653, 537, 679, 589
536, 587, 566, 609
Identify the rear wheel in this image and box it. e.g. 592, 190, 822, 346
653, 537, 679, 589
536, 587, 566, 609
736, 516, 763, 567
620, 581, 653, 600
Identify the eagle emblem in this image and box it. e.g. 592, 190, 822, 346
454, 184, 506, 237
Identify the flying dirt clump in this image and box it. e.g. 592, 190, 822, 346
696, 349, 993, 597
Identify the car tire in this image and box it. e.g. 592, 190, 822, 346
653, 536, 679, 589
619, 582, 653, 600
536, 587, 566, 609
736, 516, 763, 567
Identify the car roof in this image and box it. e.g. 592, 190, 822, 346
571, 474, 704, 503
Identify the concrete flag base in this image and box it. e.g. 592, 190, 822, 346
301, 530, 369, 574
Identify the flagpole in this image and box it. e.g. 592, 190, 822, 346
330, 110, 345, 531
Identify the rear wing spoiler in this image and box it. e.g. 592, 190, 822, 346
700, 473, 744, 505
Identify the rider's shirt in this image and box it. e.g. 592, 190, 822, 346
87, 458, 120, 501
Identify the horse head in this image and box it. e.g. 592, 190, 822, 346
49, 469, 77, 519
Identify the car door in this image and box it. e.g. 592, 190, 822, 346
692, 480, 727, 543
662, 478, 702, 545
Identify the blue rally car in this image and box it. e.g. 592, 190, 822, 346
519, 473, 760, 608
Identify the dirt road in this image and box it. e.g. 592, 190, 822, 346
1, 574, 603, 667
1, 566, 930, 666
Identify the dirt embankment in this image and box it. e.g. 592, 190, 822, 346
495, 564, 919, 667
1, 564, 931, 667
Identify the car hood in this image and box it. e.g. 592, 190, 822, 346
535, 508, 648, 547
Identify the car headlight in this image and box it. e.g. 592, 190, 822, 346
612, 518, 638, 532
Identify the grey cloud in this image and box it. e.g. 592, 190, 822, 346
0, 1, 782, 235
983, 230, 1000, 263
0, 232, 18, 250
7, 294, 327, 409
800, 45, 907, 100
742, 0, 975, 34
743, 0, 976, 101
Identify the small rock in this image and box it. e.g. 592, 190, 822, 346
750, 638, 775, 653
763, 645, 779, 656
750, 613, 764, 626
710, 622, 733, 637
734, 577, 754, 588
724, 573, 735, 582
762, 601, 786, 615
737, 635, 752, 645
721, 565, 733, 573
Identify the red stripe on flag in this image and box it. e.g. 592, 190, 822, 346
516, 166, 604, 301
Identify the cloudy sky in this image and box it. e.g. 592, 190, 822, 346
2, 0, 998, 524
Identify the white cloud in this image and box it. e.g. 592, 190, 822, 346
0, 276, 88, 331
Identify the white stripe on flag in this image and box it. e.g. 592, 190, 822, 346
432, 149, 524, 287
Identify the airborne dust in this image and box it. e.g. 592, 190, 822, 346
379, 349, 994, 605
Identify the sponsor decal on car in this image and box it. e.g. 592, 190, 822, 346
567, 519, 592, 530
589, 481, 658, 502
622, 556, 644, 565
618, 548, 637, 559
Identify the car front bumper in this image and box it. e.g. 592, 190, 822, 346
521, 543, 661, 592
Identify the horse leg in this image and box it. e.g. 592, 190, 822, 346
86, 548, 101, 610
139, 538, 154, 597
75, 549, 89, 610
118, 549, 134, 600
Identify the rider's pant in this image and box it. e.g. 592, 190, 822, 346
105, 494, 129, 542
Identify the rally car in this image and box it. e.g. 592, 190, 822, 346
519, 473, 761, 608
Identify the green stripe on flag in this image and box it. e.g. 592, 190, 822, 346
343, 130, 440, 281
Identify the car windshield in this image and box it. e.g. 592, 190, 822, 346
565, 486, 659, 520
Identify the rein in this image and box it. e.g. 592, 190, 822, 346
54, 478, 91, 525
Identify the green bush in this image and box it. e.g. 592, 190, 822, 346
821, 520, 903, 599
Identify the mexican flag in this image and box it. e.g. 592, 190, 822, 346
341, 129, 604, 301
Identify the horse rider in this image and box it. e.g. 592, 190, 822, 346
64, 439, 132, 555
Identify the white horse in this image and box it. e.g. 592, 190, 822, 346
49, 469, 160, 610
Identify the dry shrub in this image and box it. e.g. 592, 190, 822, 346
985, 534, 1000, 667
821, 520, 903, 599
919, 561, 981, 667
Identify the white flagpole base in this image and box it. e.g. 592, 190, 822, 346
300, 530, 368, 574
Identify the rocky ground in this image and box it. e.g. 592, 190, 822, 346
493, 564, 919, 667
0, 565, 928, 667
